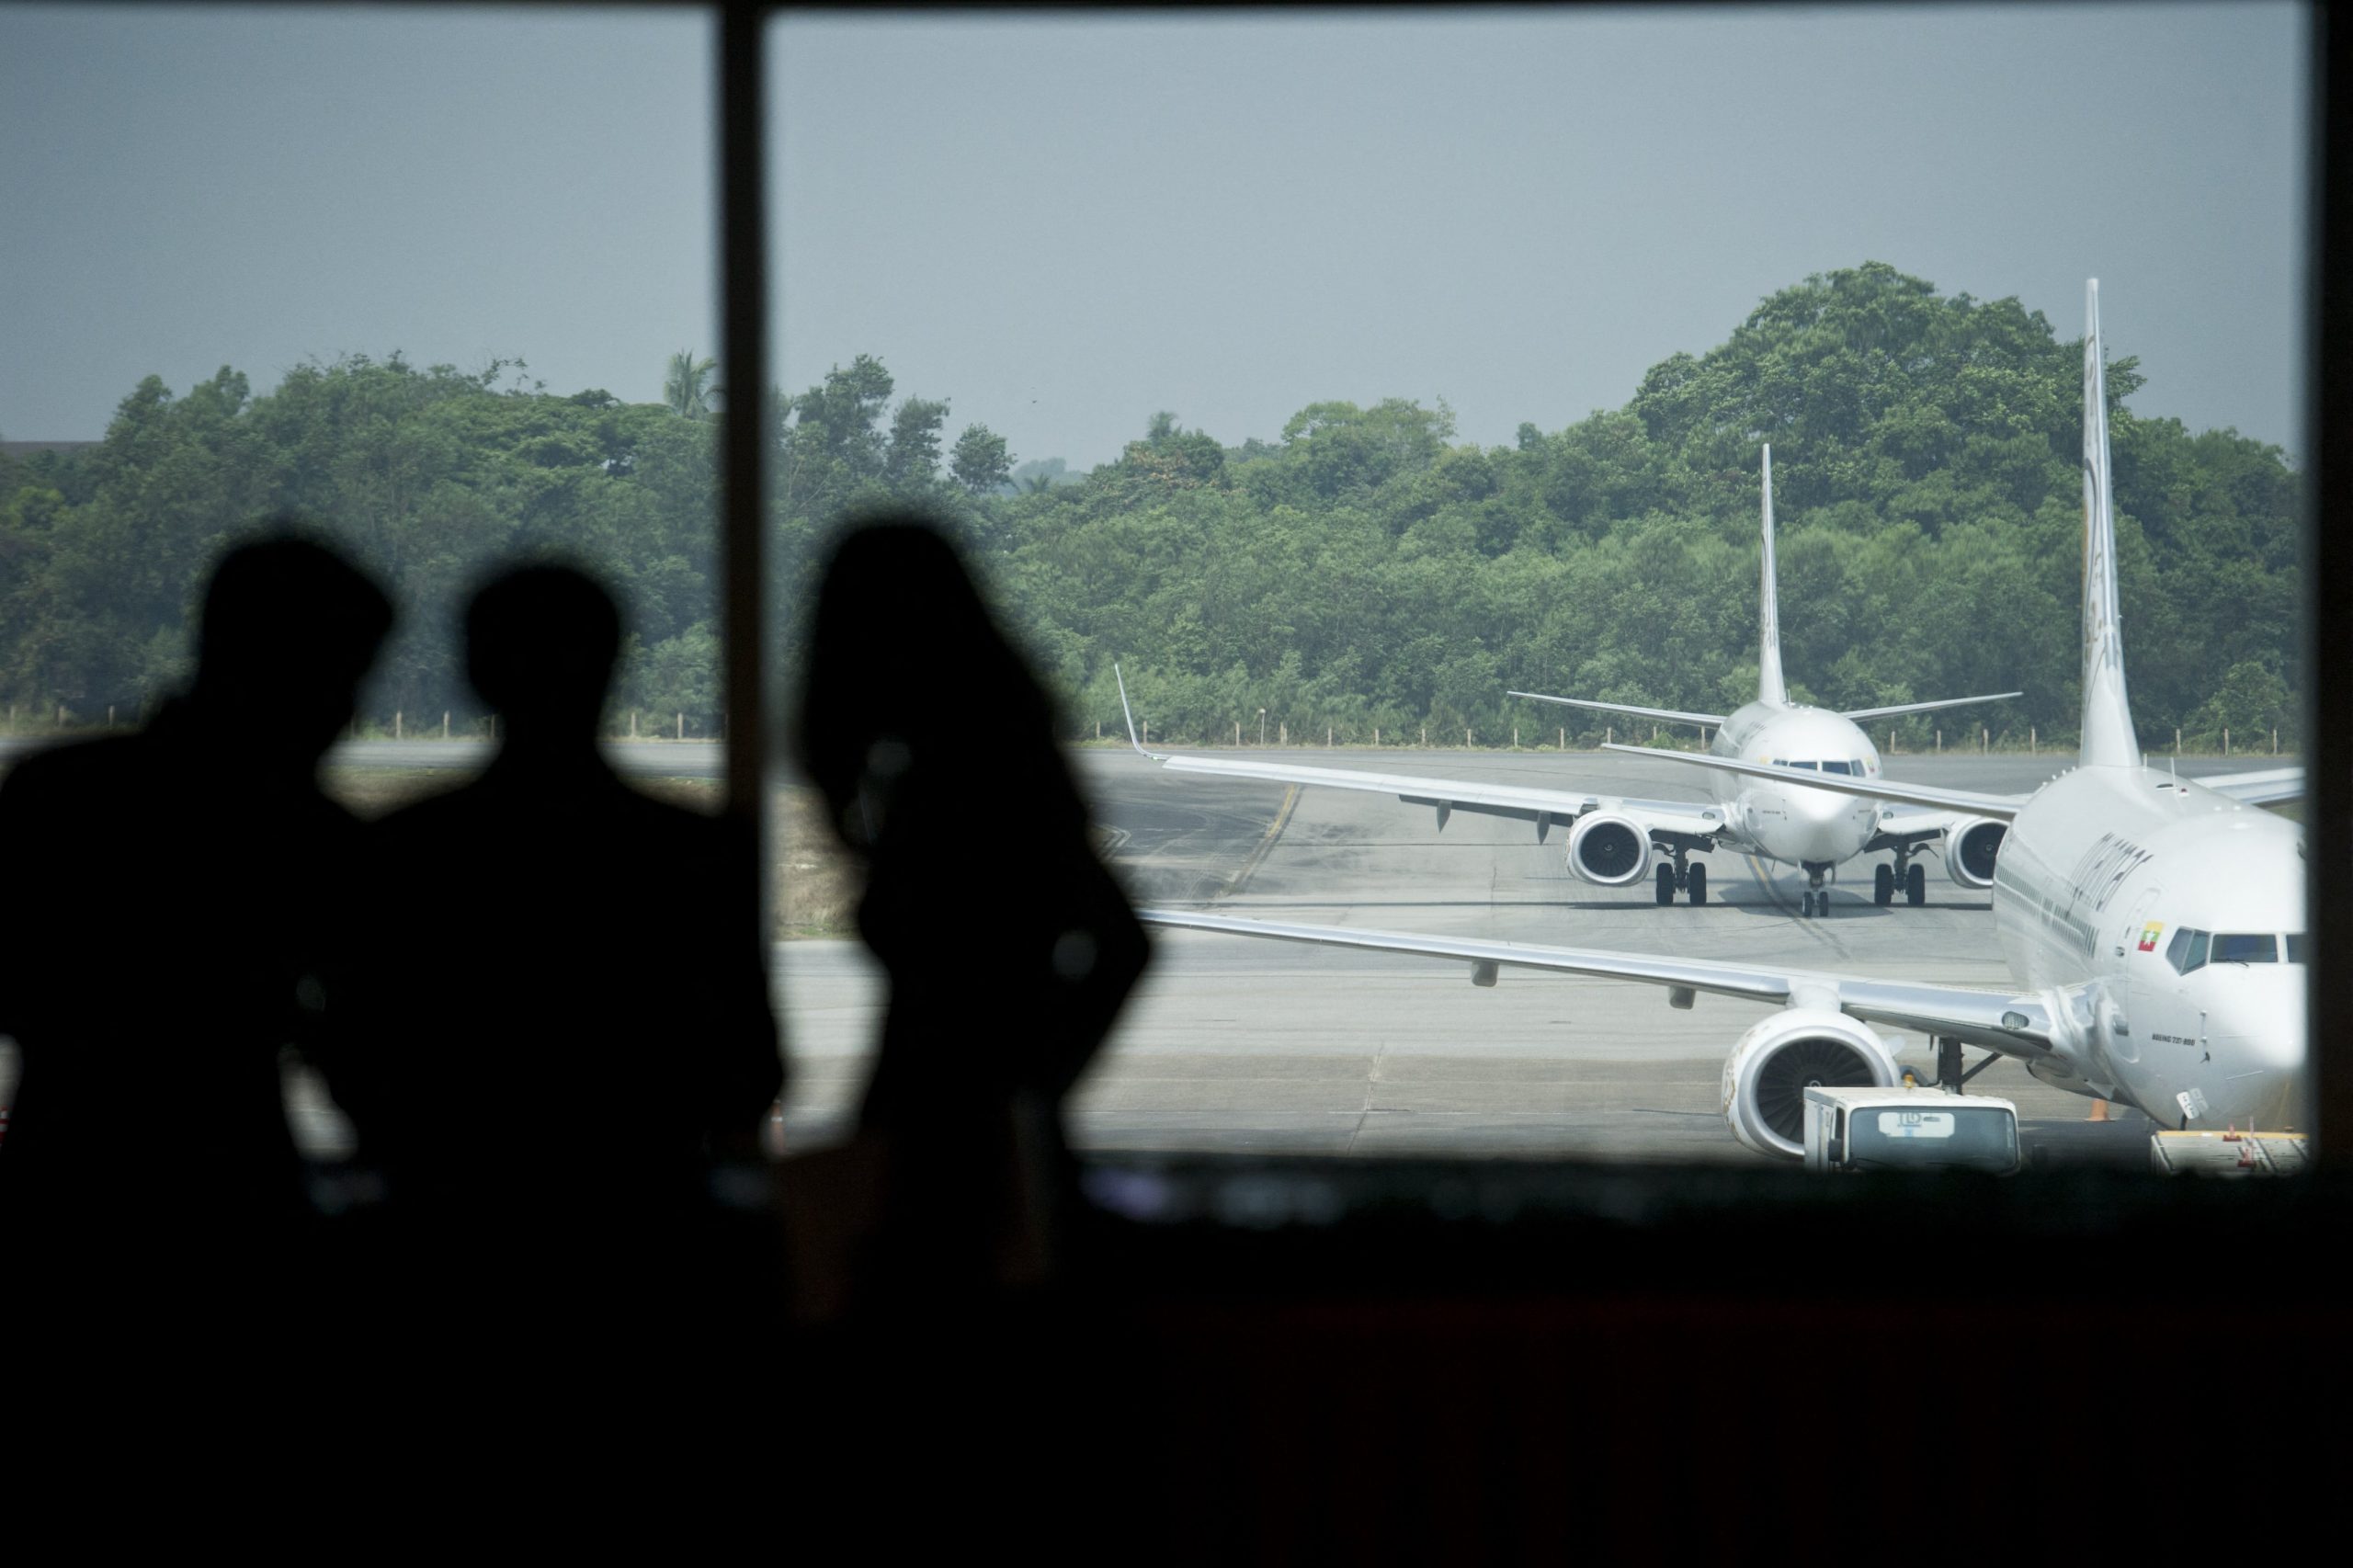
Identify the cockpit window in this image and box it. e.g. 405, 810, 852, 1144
2165, 927, 2194, 971
2286, 933, 2309, 963
1821, 760, 1853, 776
2171, 928, 2212, 974
2211, 933, 2279, 964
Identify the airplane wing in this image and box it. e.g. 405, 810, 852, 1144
1866, 802, 1976, 849
1506, 689, 1725, 728
1142, 910, 2061, 1060
1599, 743, 2029, 822
2194, 765, 2302, 806
1839, 691, 2024, 722
1116, 666, 1727, 842
1150, 753, 1730, 841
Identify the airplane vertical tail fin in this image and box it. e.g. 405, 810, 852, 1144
1757, 444, 1789, 707
2078, 280, 2141, 768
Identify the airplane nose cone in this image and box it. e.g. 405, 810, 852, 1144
2203, 977, 2308, 1128
1786, 785, 1874, 862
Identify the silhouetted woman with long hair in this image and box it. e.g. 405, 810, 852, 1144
795, 518, 1147, 1300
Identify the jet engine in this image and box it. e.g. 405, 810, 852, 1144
1946, 818, 2007, 890
1720, 1009, 1902, 1158
1566, 811, 1652, 887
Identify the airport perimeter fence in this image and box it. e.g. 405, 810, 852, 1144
0, 702, 2294, 761
0, 704, 731, 745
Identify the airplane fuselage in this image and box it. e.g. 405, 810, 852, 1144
1990, 765, 2304, 1129
1705, 701, 1884, 871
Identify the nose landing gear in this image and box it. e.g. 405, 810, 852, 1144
1799, 862, 1831, 917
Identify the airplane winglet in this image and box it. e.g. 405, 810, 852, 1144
1115, 663, 1165, 759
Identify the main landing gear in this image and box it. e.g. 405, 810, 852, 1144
1654, 851, 1708, 906
1899, 1037, 1984, 1092
1799, 862, 1831, 917
1872, 854, 1928, 907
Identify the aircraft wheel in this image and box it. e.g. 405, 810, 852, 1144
1906, 862, 1927, 906
1688, 863, 1708, 905
1801, 890, 1814, 916
1655, 863, 1676, 904
1874, 864, 1894, 905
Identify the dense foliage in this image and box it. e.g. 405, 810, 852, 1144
0, 264, 2301, 750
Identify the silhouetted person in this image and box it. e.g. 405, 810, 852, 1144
0, 531, 391, 1298
338, 563, 781, 1369
795, 518, 1148, 1304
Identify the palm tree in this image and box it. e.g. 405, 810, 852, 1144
663, 350, 719, 419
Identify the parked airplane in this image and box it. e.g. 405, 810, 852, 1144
1121, 447, 2018, 915
1142, 281, 2308, 1155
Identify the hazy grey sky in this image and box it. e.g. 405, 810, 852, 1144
5, 5, 2308, 472
1, 5, 717, 437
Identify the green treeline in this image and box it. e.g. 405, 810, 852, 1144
0, 358, 737, 731
1018, 264, 2299, 753
0, 263, 2301, 749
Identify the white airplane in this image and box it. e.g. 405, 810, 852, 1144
1120, 446, 2020, 916
1142, 281, 2307, 1157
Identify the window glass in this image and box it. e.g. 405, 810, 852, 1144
764, 8, 2306, 1167
1843, 1107, 2018, 1172
2211, 933, 2280, 965
2285, 933, 2309, 963
2165, 927, 2194, 972
2186, 930, 2211, 973
1, 6, 722, 1158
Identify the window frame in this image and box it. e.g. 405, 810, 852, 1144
140, 0, 2326, 1170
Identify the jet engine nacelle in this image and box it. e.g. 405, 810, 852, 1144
1946, 817, 2007, 890
1565, 811, 1653, 887
1720, 1008, 1902, 1158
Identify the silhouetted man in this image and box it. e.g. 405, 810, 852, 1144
0, 532, 392, 1263
341, 564, 781, 1264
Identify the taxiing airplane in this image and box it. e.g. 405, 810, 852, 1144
1122, 446, 2019, 915
1142, 281, 2308, 1156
